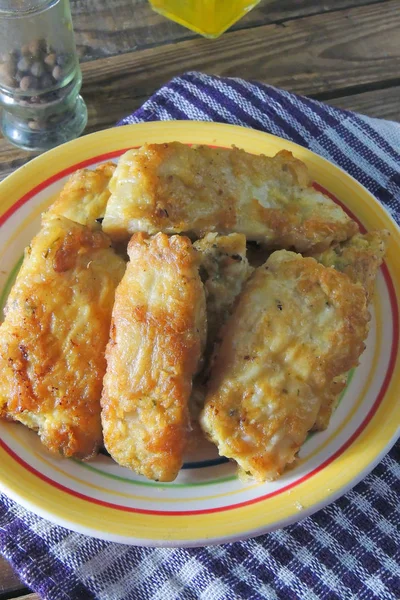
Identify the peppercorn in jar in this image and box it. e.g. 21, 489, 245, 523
0, 0, 87, 151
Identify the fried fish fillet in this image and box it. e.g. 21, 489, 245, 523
102, 142, 357, 251
311, 374, 348, 432
190, 233, 253, 425
0, 215, 126, 459
46, 162, 115, 230
200, 250, 370, 481
311, 230, 389, 302
194, 232, 253, 355
310, 230, 388, 430
101, 233, 206, 482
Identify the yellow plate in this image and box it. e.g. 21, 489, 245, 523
0, 121, 399, 546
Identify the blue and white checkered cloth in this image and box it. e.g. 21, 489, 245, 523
1, 72, 399, 600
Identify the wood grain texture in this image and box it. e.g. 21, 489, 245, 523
329, 86, 400, 120
6, 595, 39, 600
71, 0, 389, 60
0, 2, 398, 179
0, 556, 27, 596
77, 0, 400, 105
0, 0, 399, 180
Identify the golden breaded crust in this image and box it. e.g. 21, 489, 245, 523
310, 230, 388, 431
201, 250, 370, 481
102, 143, 357, 251
311, 373, 348, 432
46, 163, 115, 230
194, 232, 253, 355
311, 230, 389, 302
101, 233, 206, 482
190, 233, 253, 424
0, 215, 126, 459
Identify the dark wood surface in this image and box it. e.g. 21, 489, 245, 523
0, 561, 30, 598
0, 0, 398, 598
0, 0, 399, 181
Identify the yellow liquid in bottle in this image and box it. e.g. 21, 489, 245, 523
149, 0, 261, 38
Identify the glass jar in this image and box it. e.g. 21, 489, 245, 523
149, 0, 261, 38
0, 0, 87, 151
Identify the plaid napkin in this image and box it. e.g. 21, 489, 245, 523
1, 72, 399, 600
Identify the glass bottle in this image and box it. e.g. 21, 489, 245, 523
149, 0, 261, 38
0, 0, 87, 151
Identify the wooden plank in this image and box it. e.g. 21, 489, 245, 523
78, 1, 400, 105
0, 2, 398, 179
235, 0, 387, 27
0, 145, 39, 182
329, 86, 400, 121
7, 595, 39, 600
0, 556, 27, 596
71, 0, 388, 60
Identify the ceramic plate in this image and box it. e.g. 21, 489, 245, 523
0, 121, 399, 547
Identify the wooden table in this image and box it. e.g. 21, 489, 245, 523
0, 0, 398, 597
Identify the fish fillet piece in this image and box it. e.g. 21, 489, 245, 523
311, 373, 348, 432
102, 142, 357, 251
191, 233, 253, 424
201, 250, 370, 481
101, 233, 206, 482
194, 232, 253, 355
46, 162, 115, 230
0, 215, 126, 459
311, 230, 389, 302
310, 230, 388, 431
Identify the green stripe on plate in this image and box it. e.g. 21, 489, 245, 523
1, 254, 356, 490
73, 459, 237, 488
0, 255, 24, 313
